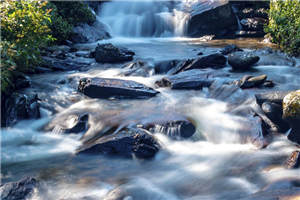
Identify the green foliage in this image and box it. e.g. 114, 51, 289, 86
265, 0, 300, 56
51, 1, 96, 26
1, 0, 54, 95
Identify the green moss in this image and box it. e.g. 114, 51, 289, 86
283, 90, 300, 120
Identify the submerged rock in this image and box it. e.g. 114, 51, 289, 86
50, 113, 89, 134
228, 52, 260, 71
122, 60, 154, 77
187, 1, 238, 37
78, 77, 159, 99
94, 43, 134, 63
155, 69, 214, 90
0, 177, 38, 200
283, 90, 300, 144
285, 151, 300, 169
220, 44, 243, 55
77, 128, 160, 159
142, 119, 196, 139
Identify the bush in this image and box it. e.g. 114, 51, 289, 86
51, 1, 96, 26
265, 0, 300, 56
0, 0, 54, 95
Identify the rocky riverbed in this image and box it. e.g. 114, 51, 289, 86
1, 36, 300, 200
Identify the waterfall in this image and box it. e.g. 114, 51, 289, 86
98, 0, 190, 37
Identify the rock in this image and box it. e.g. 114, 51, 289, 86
94, 43, 134, 63
170, 54, 226, 74
70, 20, 111, 43
4, 93, 41, 126
220, 44, 243, 55
237, 74, 267, 89
228, 52, 260, 71
234, 30, 265, 38
187, 1, 238, 37
41, 56, 92, 71
14, 74, 31, 90
240, 17, 267, 32
34, 66, 53, 74
142, 120, 196, 139
51, 113, 89, 134
154, 59, 182, 74
122, 60, 154, 77
0, 177, 38, 200
262, 102, 290, 132
77, 128, 160, 159
285, 151, 300, 169
283, 90, 300, 144
155, 69, 214, 90
78, 77, 159, 99
255, 91, 291, 106
237, 7, 268, 19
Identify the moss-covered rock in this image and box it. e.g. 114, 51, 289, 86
283, 90, 300, 121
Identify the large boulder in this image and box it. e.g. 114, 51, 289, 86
228, 52, 260, 71
77, 128, 160, 159
155, 69, 214, 90
283, 90, 300, 144
78, 77, 159, 99
94, 43, 134, 63
70, 20, 111, 43
0, 177, 38, 200
186, 1, 238, 37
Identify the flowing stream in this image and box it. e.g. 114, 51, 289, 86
1, 1, 300, 199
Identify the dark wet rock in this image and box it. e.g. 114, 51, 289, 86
3, 93, 41, 126
94, 43, 134, 63
122, 60, 154, 77
78, 77, 159, 99
154, 59, 182, 74
77, 128, 160, 159
228, 52, 260, 71
285, 151, 300, 169
237, 7, 268, 19
236, 74, 269, 89
187, 1, 238, 38
255, 91, 291, 106
75, 51, 90, 58
155, 69, 214, 90
46, 45, 71, 53
34, 66, 53, 74
50, 113, 89, 134
0, 177, 38, 200
142, 119, 196, 139
14, 73, 31, 90
41, 56, 91, 71
197, 52, 203, 56
220, 44, 243, 55
262, 102, 290, 132
283, 90, 300, 144
262, 80, 274, 88
58, 79, 67, 84
70, 20, 111, 43
240, 17, 267, 32
167, 59, 194, 75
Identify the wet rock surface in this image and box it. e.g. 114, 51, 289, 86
78, 77, 159, 99
235, 74, 273, 89
77, 128, 160, 159
122, 60, 154, 77
228, 52, 260, 71
220, 44, 243, 55
94, 43, 134, 63
155, 69, 214, 90
255, 91, 291, 106
0, 177, 38, 200
3, 94, 41, 127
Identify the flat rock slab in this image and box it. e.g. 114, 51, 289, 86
78, 77, 159, 99
155, 69, 214, 90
